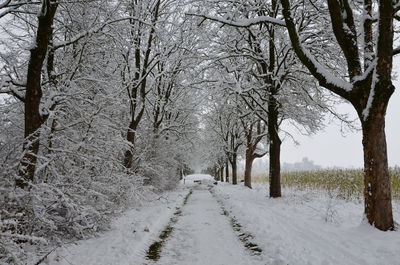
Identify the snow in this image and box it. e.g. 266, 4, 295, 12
188, 13, 286, 27
48, 187, 190, 265
353, 59, 376, 83
213, 183, 400, 265
362, 74, 376, 120
341, 10, 348, 20
157, 185, 263, 265
225, 15, 286, 27
302, 48, 353, 92
47, 176, 400, 265
52, 17, 146, 50
182, 174, 214, 184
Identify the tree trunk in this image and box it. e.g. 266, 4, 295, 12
225, 160, 229, 183
358, 0, 395, 229
220, 167, 224, 181
244, 148, 253, 188
123, 122, 137, 168
16, 1, 58, 189
269, 134, 281, 197
361, 109, 394, 230
266, 0, 281, 197
231, 154, 238, 185
268, 94, 281, 197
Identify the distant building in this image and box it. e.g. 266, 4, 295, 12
282, 157, 321, 172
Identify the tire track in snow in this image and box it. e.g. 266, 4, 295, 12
144, 189, 193, 263
151, 184, 265, 265
209, 187, 264, 257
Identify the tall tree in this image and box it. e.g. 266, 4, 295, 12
16, 0, 58, 189
279, 0, 396, 230
121, 0, 161, 168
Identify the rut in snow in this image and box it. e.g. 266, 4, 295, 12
147, 185, 265, 265
145, 190, 193, 261
210, 187, 263, 256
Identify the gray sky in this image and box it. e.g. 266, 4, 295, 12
281, 57, 400, 168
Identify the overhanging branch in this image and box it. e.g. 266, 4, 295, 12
186, 13, 286, 28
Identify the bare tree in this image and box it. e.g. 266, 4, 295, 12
15, 0, 58, 189
241, 117, 267, 188
280, 0, 396, 230
119, 0, 161, 168
196, 0, 325, 196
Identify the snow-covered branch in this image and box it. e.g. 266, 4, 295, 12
186, 13, 286, 27
280, 0, 352, 98
52, 17, 149, 51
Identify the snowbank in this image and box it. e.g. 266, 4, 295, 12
48, 187, 191, 265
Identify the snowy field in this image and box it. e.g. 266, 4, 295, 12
213, 183, 400, 265
47, 174, 400, 265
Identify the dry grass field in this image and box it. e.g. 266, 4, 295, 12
238, 168, 400, 201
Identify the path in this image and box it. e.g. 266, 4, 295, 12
48, 176, 400, 265
153, 185, 264, 265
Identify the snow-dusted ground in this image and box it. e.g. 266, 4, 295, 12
47, 175, 400, 265
213, 183, 400, 265
156, 184, 263, 265
48, 187, 190, 265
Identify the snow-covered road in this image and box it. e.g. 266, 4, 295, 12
155, 185, 263, 265
48, 175, 400, 265
48, 177, 263, 265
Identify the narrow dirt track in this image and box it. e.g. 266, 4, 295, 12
149, 185, 265, 265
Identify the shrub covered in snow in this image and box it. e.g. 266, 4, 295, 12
0, 89, 191, 264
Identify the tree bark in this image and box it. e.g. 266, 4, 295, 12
244, 150, 253, 189
360, 103, 394, 230
357, 0, 394, 230
225, 160, 229, 183
123, 121, 138, 168
242, 121, 266, 189
231, 154, 238, 185
16, 1, 58, 189
268, 95, 281, 197
267, 0, 281, 197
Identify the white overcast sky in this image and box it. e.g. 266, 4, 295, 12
281, 56, 400, 168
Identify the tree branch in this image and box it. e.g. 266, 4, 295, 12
327, 0, 361, 79
52, 17, 148, 51
280, 0, 353, 99
186, 13, 286, 27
